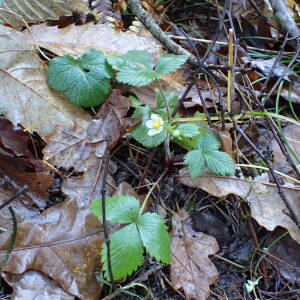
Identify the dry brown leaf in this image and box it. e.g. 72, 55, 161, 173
0, 0, 90, 26
25, 23, 186, 91
179, 170, 300, 244
271, 124, 300, 179
0, 90, 132, 299
268, 228, 300, 284
26, 23, 162, 58
0, 196, 103, 300
44, 90, 134, 205
3, 270, 75, 300
171, 209, 219, 300
0, 24, 90, 138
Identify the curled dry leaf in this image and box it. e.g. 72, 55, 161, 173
179, 170, 300, 244
171, 209, 219, 300
0, 117, 52, 228
0, 25, 90, 138
0, 0, 90, 26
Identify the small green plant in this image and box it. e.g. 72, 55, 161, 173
47, 48, 235, 280
91, 195, 170, 280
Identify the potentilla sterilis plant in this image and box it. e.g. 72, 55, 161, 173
146, 114, 164, 136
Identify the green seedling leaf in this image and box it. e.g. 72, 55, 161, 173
91, 194, 170, 280
91, 195, 140, 223
136, 212, 170, 263
107, 51, 188, 87
102, 223, 144, 280
184, 132, 235, 177
47, 48, 113, 107
154, 54, 188, 75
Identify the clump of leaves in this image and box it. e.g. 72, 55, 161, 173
91, 195, 170, 280
47, 48, 113, 107
106, 50, 188, 86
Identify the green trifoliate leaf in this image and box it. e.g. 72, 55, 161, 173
107, 51, 160, 86
183, 132, 235, 177
107, 51, 187, 87
91, 195, 140, 223
177, 123, 201, 138
136, 212, 170, 263
183, 150, 205, 178
154, 54, 188, 75
102, 223, 144, 280
205, 150, 236, 176
47, 49, 113, 107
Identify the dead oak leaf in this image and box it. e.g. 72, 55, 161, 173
0, 198, 103, 300
171, 210, 219, 300
179, 170, 300, 244
44, 89, 133, 173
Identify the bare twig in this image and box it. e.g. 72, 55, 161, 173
101, 148, 114, 285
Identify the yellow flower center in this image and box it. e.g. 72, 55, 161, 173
153, 120, 161, 129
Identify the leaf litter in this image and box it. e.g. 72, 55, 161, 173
0, 0, 300, 299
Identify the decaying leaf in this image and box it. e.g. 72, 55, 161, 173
0, 117, 52, 228
0, 0, 91, 26
25, 23, 186, 91
0, 24, 90, 138
171, 209, 219, 300
26, 23, 162, 58
0, 90, 132, 299
0, 195, 103, 300
3, 270, 75, 300
179, 170, 300, 244
44, 90, 135, 205
268, 228, 300, 285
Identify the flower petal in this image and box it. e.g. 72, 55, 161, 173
146, 120, 154, 128
150, 114, 160, 121
148, 128, 160, 136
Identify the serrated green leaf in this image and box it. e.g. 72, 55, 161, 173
177, 123, 200, 138
116, 66, 160, 86
107, 51, 160, 86
183, 150, 205, 177
205, 150, 235, 176
102, 223, 144, 280
154, 54, 188, 75
184, 132, 235, 177
47, 49, 113, 107
91, 195, 140, 223
136, 212, 170, 263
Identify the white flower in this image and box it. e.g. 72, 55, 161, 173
146, 114, 164, 136
245, 277, 262, 293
